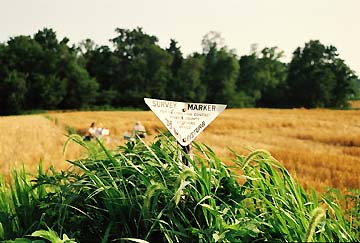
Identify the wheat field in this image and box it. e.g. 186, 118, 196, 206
1, 108, 359, 192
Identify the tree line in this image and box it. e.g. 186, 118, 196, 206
0, 27, 358, 115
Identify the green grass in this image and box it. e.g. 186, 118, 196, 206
0, 134, 358, 242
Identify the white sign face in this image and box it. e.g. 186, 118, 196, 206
144, 98, 226, 146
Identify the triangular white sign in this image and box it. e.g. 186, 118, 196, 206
144, 98, 226, 146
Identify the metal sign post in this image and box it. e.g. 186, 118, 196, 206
178, 142, 192, 166
144, 98, 226, 166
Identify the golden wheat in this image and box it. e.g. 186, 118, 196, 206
0, 114, 83, 176
1, 108, 359, 192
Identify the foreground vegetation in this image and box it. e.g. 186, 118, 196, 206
0, 134, 358, 242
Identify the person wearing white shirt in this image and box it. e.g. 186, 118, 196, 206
132, 121, 146, 138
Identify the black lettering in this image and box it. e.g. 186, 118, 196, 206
186, 121, 206, 142
188, 103, 216, 111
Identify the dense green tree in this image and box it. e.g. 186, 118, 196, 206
287, 40, 357, 108
205, 47, 241, 106
84, 45, 120, 106
201, 32, 240, 106
1, 27, 359, 115
329, 59, 358, 108
256, 47, 288, 107
111, 27, 158, 59
146, 45, 173, 99
173, 55, 206, 102
0, 43, 8, 94
237, 54, 261, 106
109, 27, 172, 107
0, 28, 99, 112
1, 30, 66, 109
60, 61, 99, 109
0, 43, 27, 115
0, 70, 27, 115
166, 39, 183, 78
166, 39, 185, 100
202, 46, 239, 106
3, 35, 48, 109
34, 28, 64, 50
354, 79, 360, 99
4, 35, 43, 76
32, 28, 98, 109
237, 46, 287, 107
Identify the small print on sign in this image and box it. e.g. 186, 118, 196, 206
144, 98, 226, 146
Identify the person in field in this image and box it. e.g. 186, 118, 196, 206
84, 122, 97, 141
96, 123, 110, 140
84, 122, 111, 142
132, 121, 146, 138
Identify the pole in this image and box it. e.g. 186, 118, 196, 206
178, 142, 192, 167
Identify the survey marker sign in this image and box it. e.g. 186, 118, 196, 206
144, 98, 226, 146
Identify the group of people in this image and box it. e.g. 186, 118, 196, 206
84, 121, 192, 167
84, 122, 110, 141
84, 121, 146, 142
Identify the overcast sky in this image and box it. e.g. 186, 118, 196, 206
1, 0, 359, 75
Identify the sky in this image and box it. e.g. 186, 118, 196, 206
0, 0, 359, 75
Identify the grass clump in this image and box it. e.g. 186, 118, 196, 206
0, 134, 358, 242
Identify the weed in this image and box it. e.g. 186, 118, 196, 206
0, 134, 358, 242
